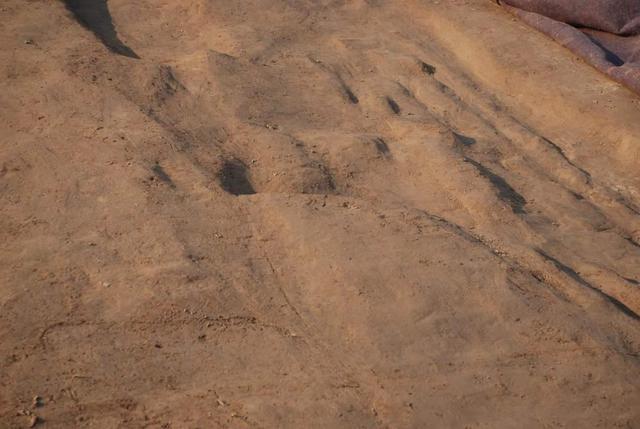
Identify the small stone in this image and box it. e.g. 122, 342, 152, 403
24, 39, 33, 45
32, 396, 43, 407
29, 415, 41, 427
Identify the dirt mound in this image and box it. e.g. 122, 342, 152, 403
1, 1, 639, 427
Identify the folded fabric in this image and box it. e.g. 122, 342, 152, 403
498, 0, 640, 94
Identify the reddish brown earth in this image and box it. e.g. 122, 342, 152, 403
1, 1, 640, 428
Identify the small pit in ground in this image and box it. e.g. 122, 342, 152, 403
218, 160, 256, 196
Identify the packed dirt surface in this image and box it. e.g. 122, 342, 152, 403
2, 1, 640, 428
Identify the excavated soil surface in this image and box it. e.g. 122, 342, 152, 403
1, 1, 640, 427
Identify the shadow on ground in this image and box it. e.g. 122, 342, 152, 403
63, 0, 139, 59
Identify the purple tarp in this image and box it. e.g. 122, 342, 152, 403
498, 0, 640, 94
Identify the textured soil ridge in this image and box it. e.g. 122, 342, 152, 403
1, 1, 639, 428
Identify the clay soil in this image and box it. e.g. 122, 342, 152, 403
1, 1, 640, 428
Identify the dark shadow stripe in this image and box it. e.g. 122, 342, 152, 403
63, 0, 139, 59
537, 249, 640, 320
464, 157, 527, 214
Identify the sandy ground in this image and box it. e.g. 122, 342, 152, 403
1, 1, 640, 428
